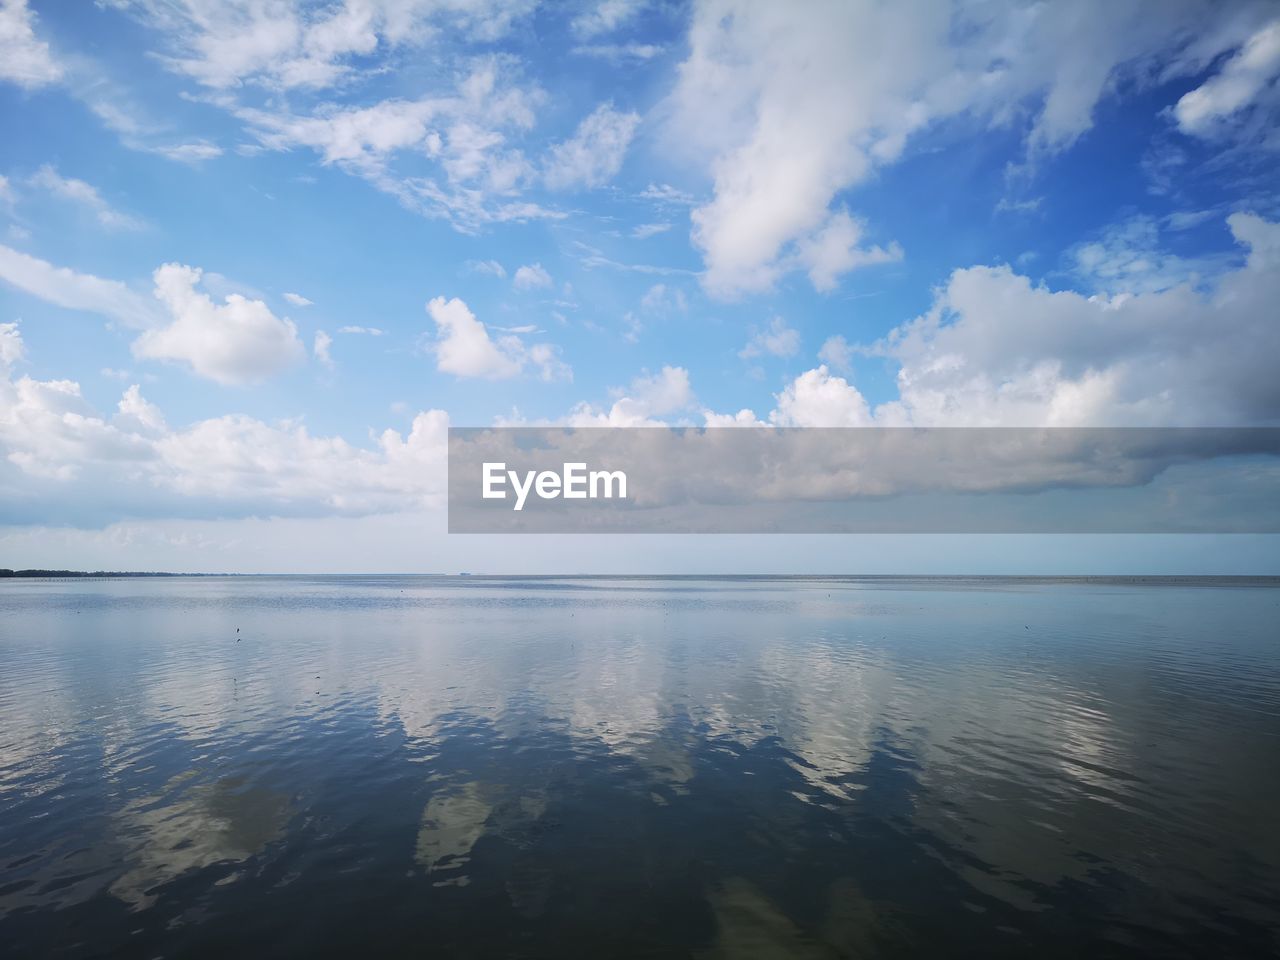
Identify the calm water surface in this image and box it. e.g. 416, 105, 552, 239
1, 576, 1278, 958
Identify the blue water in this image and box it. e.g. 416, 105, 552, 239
1, 576, 1278, 957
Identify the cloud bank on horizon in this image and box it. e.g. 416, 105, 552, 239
1, 0, 1278, 570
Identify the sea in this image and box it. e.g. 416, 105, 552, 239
1, 575, 1277, 958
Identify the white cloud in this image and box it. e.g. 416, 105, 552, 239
241, 96, 444, 170
0, 321, 24, 371
571, 0, 645, 39
427, 295, 568, 381
107, 0, 536, 91
769, 366, 872, 427
1070, 216, 1235, 295
739, 317, 800, 360
157, 408, 449, 512
994, 196, 1044, 216
669, 0, 1273, 297
1175, 19, 1280, 139
338, 325, 383, 335
134, 264, 306, 385
632, 222, 671, 239
571, 240, 696, 277
794, 211, 902, 292
544, 102, 640, 190
640, 182, 694, 205
572, 43, 663, 62
512, 262, 553, 291
524, 342, 573, 383
151, 140, 224, 163
0, 244, 160, 328
686, 213, 1280, 432
623, 283, 687, 343
430, 295, 518, 379
28, 166, 144, 230
564, 366, 695, 426
116, 383, 166, 435
817, 335, 853, 372
721, 213, 1280, 429
639, 283, 687, 313
63, 74, 225, 164
466, 259, 507, 278
283, 291, 313, 306
235, 59, 555, 231
313, 330, 334, 369
0, 0, 62, 88
701, 407, 765, 428
0, 322, 451, 516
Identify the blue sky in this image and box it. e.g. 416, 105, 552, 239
1, 0, 1278, 572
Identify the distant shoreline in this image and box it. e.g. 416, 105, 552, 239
1, 570, 1278, 584
0, 569, 219, 578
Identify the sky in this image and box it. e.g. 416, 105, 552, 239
1, 0, 1278, 573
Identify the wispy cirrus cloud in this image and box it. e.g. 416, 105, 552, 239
28, 166, 145, 230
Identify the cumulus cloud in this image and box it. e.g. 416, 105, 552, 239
429, 296, 514, 381
0, 248, 307, 387
669, 0, 1275, 297
866, 214, 1280, 427
512, 262, 552, 291
544, 102, 640, 190
283, 291, 313, 306
531, 213, 1280, 434
338, 325, 383, 335
133, 264, 306, 385
29, 166, 144, 230
0, 0, 62, 88
564, 366, 695, 426
769, 366, 871, 427
709, 214, 1280, 429
739, 317, 800, 360
0, 322, 450, 519
427, 295, 568, 381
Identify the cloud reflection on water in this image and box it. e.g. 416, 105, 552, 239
1, 576, 1278, 957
